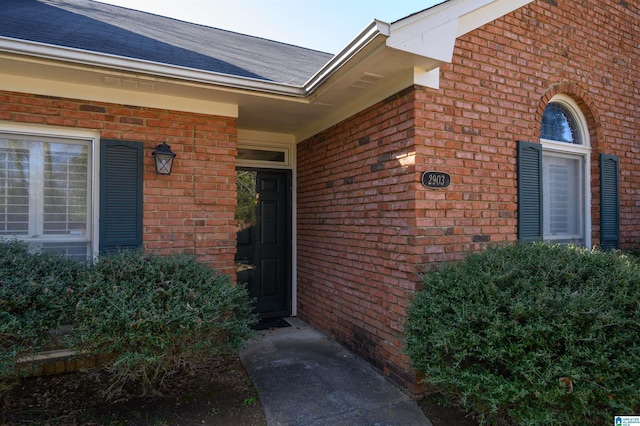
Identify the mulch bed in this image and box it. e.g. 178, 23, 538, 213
1, 357, 266, 425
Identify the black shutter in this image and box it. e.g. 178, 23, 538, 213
518, 141, 543, 242
600, 154, 620, 251
99, 139, 143, 253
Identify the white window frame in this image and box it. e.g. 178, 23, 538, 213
236, 142, 291, 169
0, 122, 100, 258
540, 95, 591, 247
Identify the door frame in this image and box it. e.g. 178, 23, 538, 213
236, 138, 297, 316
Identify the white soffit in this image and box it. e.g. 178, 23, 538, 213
386, 0, 534, 63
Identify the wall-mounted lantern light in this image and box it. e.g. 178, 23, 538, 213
152, 139, 176, 175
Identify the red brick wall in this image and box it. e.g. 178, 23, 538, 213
297, 87, 425, 391
297, 0, 640, 392
0, 91, 238, 276
426, 0, 640, 258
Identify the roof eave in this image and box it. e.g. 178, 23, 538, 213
0, 36, 308, 98
303, 20, 390, 93
0, 18, 394, 101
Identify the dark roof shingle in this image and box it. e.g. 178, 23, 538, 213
0, 0, 334, 85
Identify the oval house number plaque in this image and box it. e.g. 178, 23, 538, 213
421, 171, 451, 189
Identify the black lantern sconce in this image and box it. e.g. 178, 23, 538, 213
152, 139, 176, 175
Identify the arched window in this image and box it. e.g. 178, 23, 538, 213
541, 102, 583, 144
540, 95, 591, 246
539, 95, 591, 245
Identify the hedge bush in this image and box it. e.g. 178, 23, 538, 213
0, 241, 257, 400
405, 242, 640, 425
73, 250, 257, 397
0, 240, 83, 378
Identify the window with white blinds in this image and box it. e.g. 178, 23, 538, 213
539, 94, 591, 246
0, 133, 92, 259
543, 154, 583, 242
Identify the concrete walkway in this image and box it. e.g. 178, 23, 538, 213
239, 317, 431, 426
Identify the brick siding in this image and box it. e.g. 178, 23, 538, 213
0, 91, 238, 276
297, 86, 424, 391
297, 0, 640, 392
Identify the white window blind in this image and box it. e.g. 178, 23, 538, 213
43, 146, 89, 235
0, 148, 30, 235
543, 153, 583, 243
0, 134, 91, 259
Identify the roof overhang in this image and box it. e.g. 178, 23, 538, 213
0, 0, 532, 142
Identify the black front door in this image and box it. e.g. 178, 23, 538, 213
235, 169, 291, 317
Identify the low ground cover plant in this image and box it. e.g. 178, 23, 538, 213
0, 241, 256, 400
405, 242, 640, 425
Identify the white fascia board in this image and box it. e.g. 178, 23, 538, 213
0, 27, 394, 101
457, 0, 534, 36
387, 15, 458, 62
0, 36, 307, 98
386, 0, 533, 63
303, 20, 390, 93
0, 73, 238, 118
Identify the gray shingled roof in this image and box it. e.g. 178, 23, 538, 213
0, 0, 334, 85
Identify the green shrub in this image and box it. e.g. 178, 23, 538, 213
405, 242, 640, 425
0, 241, 258, 402
73, 250, 257, 397
0, 240, 83, 378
